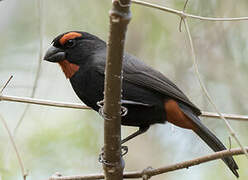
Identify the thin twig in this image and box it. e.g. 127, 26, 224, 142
48, 147, 248, 180
0, 115, 27, 180
0, 94, 248, 121
0, 95, 90, 109
182, 18, 248, 160
132, 0, 248, 21
0, 75, 13, 94
178, 0, 189, 32
49, 174, 104, 180
201, 111, 248, 121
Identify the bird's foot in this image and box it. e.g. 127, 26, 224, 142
121, 145, 128, 156
98, 145, 128, 165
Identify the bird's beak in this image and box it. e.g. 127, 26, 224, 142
44, 46, 66, 62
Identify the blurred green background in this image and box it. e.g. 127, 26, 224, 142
0, 0, 248, 179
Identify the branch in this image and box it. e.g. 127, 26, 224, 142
102, 0, 131, 179
132, 0, 248, 21
1, 94, 248, 121
0, 94, 90, 109
201, 111, 248, 121
0, 75, 13, 94
48, 147, 248, 180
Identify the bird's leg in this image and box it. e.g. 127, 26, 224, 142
121, 126, 149, 144
99, 126, 149, 162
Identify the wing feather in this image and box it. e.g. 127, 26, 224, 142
94, 52, 201, 115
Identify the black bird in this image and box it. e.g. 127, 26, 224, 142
44, 31, 239, 177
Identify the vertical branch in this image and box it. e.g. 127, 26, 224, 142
103, 0, 131, 179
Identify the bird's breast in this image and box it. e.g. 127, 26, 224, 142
69, 67, 105, 110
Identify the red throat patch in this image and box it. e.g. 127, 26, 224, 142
59, 32, 82, 45
58, 60, 79, 78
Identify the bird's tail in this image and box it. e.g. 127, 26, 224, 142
179, 104, 239, 178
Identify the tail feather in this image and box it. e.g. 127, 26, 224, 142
179, 104, 239, 178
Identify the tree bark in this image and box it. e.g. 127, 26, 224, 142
103, 0, 131, 180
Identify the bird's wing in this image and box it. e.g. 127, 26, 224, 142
123, 54, 201, 115
94, 53, 201, 115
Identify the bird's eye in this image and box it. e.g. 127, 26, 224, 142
65, 39, 76, 48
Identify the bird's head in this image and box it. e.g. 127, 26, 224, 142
44, 31, 106, 78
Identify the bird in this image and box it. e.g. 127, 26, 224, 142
44, 31, 239, 177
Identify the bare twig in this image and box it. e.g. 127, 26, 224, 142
201, 111, 248, 121
0, 75, 13, 94
102, 0, 131, 179
0, 95, 90, 109
132, 0, 248, 21
178, 0, 188, 32
48, 147, 248, 180
182, 18, 248, 160
49, 174, 104, 180
0, 94, 248, 121
0, 115, 27, 180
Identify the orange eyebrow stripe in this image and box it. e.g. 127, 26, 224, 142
59, 32, 82, 45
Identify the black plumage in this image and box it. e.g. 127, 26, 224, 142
44, 31, 239, 177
